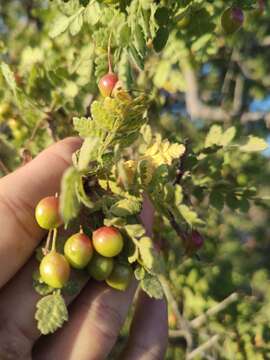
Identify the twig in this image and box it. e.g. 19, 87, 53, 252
0, 159, 10, 175
186, 335, 220, 360
191, 292, 239, 329
158, 274, 193, 350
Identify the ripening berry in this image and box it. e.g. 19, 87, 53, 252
40, 251, 70, 288
106, 263, 133, 291
92, 226, 124, 258
177, 13, 191, 29
87, 253, 114, 281
221, 7, 244, 35
98, 73, 118, 97
64, 232, 93, 269
35, 196, 63, 230
185, 230, 204, 256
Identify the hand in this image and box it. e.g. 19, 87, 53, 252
0, 138, 168, 360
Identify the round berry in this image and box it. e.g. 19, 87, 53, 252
35, 196, 63, 230
106, 263, 133, 291
185, 230, 204, 256
98, 73, 118, 97
40, 251, 70, 288
87, 253, 114, 281
221, 7, 244, 35
177, 13, 191, 29
92, 226, 124, 258
64, 232, 93, 269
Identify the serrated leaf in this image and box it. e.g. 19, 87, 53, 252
75, 176, 95, 209
84, 2, 101, 25
49, 15, 72, 38
1, 62, 17, 93
138, 236, 154, 270
78, 136, 100, 171
125, 224, 146, 238
70, 12, 84, 36
60, 167, 81, 224
33, 279, 54, 296
134, 266, 145, 281
220, 127, 236, 146
128, 245, 139, 263
145, 140, 185, 167
110, 198, 142, 217
205, 125, 223, 148
209, 191, 224, 210
178, 204, 204, 226
128, 44, 144, 70
141, 273, 164, 299
35, 291, 68, 335
240, 136, 268, 152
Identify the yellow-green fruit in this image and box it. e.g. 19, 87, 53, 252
40, 251, 70, 289
106, 263, 133, 291
35, 196, 63, 230
64, 232, 93, 269
92, 226, 124, 258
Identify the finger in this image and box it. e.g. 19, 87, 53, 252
121, 291, 168, 360
33, 280, 137, 360
0, 137, 81, 287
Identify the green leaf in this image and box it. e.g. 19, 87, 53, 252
49, 15, 72, 38
209, 191, 224, 210
220, 127, 236, 146
128, 44, 144, 70
240, 136, 268, 152
73, 117, 94, 137
110, 198, 142, 217
128, 245, 139, 263
153, 27, 169, 53
60, 167, 81, 224
125, 224, 146, 238
84, 2, 101, 25
78, 136, 100, 171
138, 236, 155, 270
155, 7, 170, 26
75, 176, 95, 209
0, 62, 17, 93
141, 273, 164, 299
178, 204, 204, 226
35, 291, 68, 335
70, 12, 84, 36
134, 266, 146, 281
205, 125, 223, 148
33, 279, 54, 296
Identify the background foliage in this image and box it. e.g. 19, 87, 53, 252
0, 0, 270, 358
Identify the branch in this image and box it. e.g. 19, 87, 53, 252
180, 53, 270, 126
158, 274, 193, 350
0, 159, 10, 175
179, 58, 230, 122
186, 335, 220, 360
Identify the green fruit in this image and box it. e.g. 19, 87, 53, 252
87, 253, 114, 281
40, 251, 70, 289
177, 13, 191, 29
98, 73, 118, 97
106, 263, 133, 291
64, 232, 93, 269
221, 7, 244, 35
92, 226, 124, 258
35, 196, 63, 230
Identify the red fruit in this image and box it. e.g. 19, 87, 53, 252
221, 7, 244, 35
92, 226, 124, 258
40, 251, 70, 288
64, 232, 93, 269
256, 0, 265, 14
35, 196, 63, 230
98, 73, 118, 97
185, 230, 204, 256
